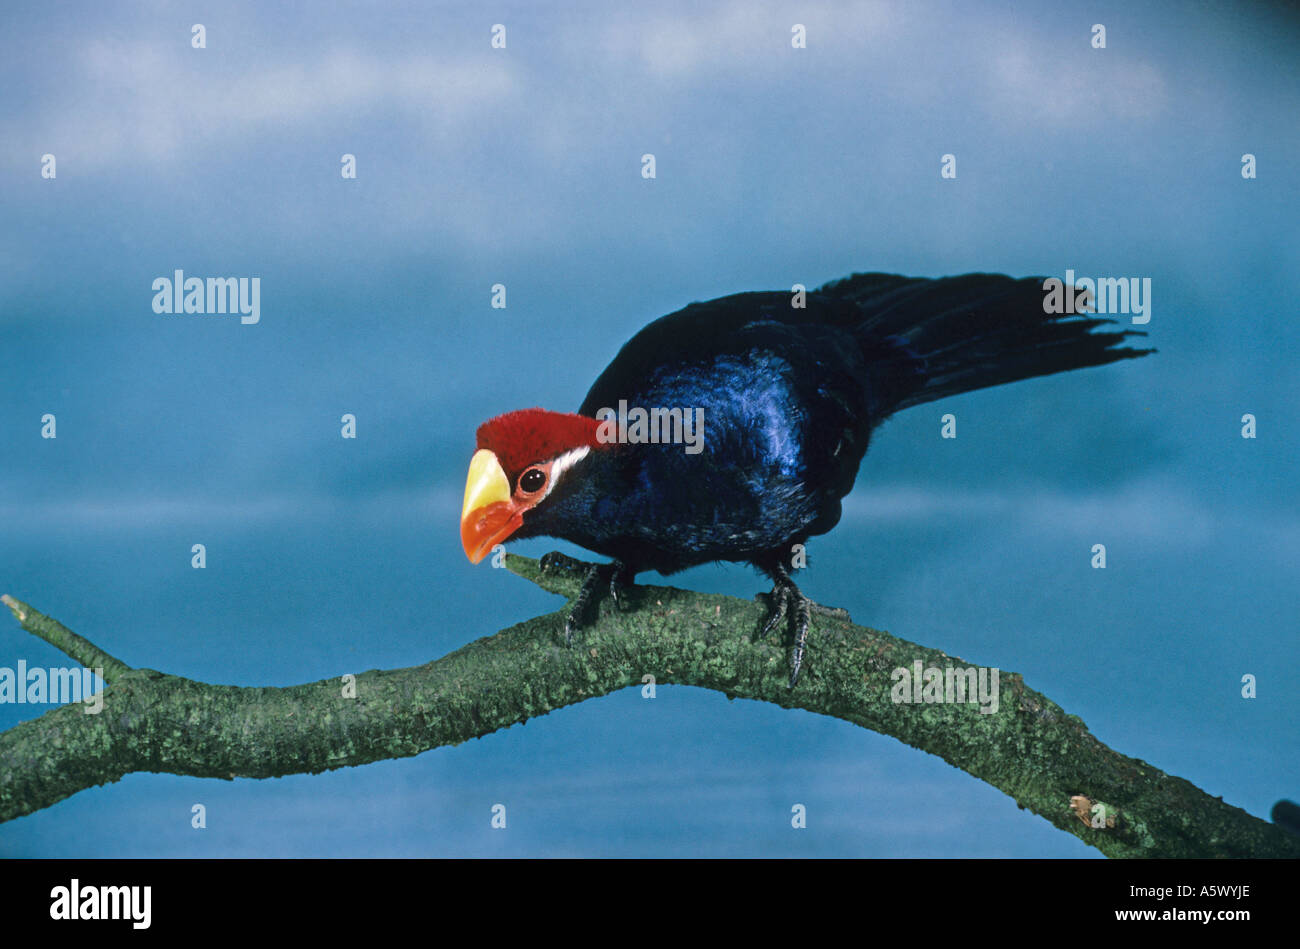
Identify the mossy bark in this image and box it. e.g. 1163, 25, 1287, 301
1, 556, 1295, 857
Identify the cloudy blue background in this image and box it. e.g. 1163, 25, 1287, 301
1, 0, 1296, 857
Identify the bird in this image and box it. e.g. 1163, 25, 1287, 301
460, 271, 1153, 686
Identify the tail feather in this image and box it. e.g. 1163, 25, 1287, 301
817, 272, 1154, 416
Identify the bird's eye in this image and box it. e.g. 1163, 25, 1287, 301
518, 467, 547, 494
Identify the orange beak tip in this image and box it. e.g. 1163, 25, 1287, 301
460, 501, 523, 564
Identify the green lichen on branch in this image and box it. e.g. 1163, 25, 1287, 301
0, 556, 1295, 858
2, 594, 132, 681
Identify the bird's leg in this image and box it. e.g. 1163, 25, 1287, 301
540, 554, 633, 645
758, 561, 815, 688
608, 559, 634, 611
565, 564, 604, 645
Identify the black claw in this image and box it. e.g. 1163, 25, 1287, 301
541, 550, 586, 577
757, 562, 815, 688
758, 589, 788, 640
561, 559, 634, 645
609, 561, 633, 611
565, 563, 604, 645
788, 594, 811, 688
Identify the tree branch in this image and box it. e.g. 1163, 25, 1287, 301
2, 594, 131, 680
1, 554, 1294, 857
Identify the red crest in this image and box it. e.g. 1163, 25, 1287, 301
476, 408, 605, 476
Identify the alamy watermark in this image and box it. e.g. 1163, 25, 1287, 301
152, 269, 260, 324
50, 879, 151, 929
891, 659, 1000, 714
0, 661, 103, 713
1043, 269, 1151, 324
595, 400, 704, 454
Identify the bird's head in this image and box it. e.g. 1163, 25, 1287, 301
460, 408, 606, 563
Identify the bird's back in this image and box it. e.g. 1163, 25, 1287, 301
575, 292, 882, 569
563, 272, 1151, 571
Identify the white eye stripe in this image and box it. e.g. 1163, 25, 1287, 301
543, 446, 591, 499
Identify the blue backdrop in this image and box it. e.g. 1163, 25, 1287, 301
1, 0, 1296, 856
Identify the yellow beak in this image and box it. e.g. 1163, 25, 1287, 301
460, 449, 522, 563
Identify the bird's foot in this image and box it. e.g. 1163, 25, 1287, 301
539, 553, 633, 644
608, 560, 635, 613
564, 564, 604, 645
539, 550, 588, 580
757, 565, 846, 688
758, 581, 810, 688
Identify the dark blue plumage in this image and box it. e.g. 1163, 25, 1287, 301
518, 272, 1151, 575
469, 271, 1153, 684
